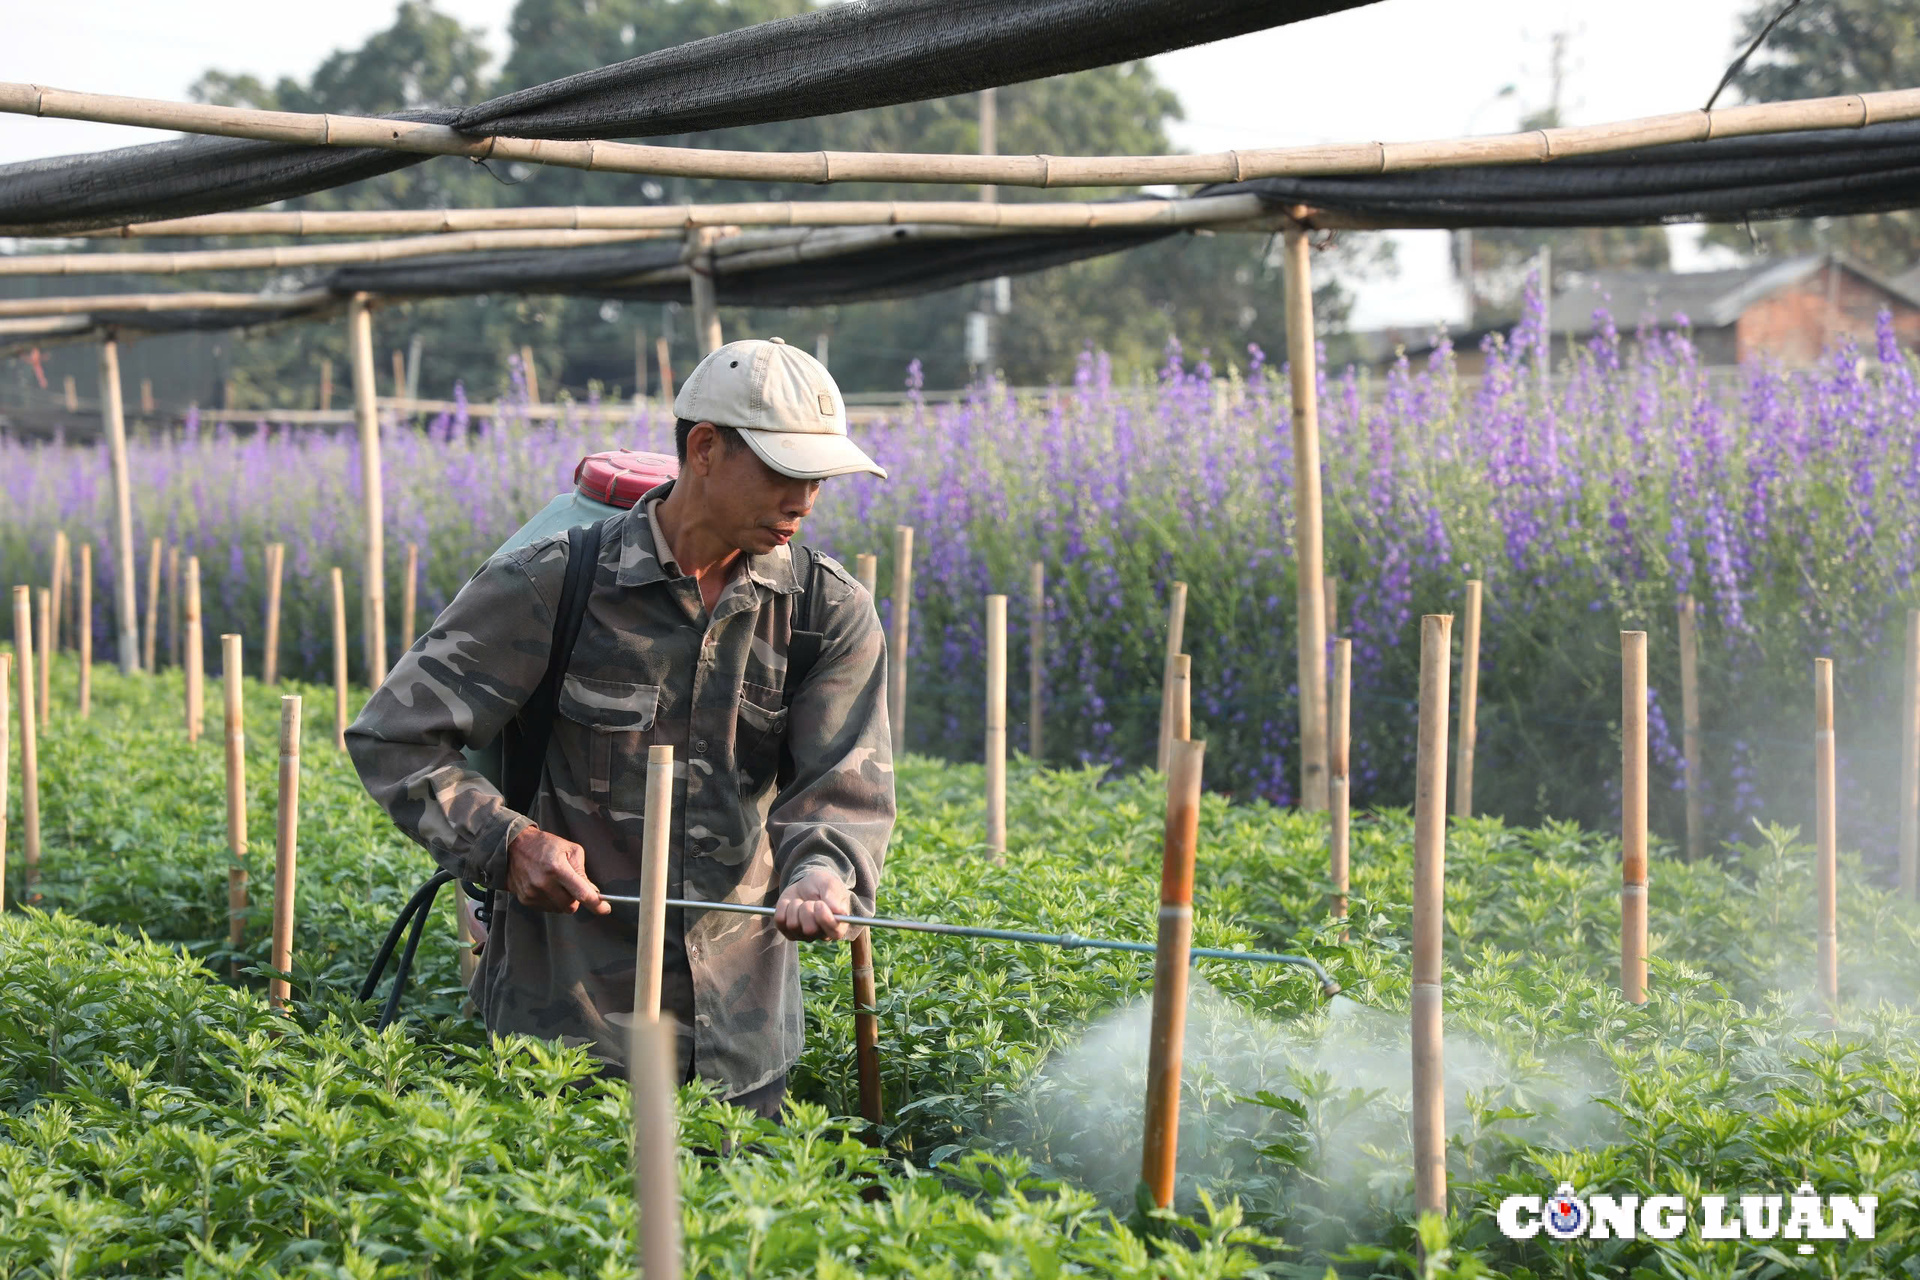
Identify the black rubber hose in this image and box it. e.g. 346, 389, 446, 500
358, 869, 455, 1012
376, 878, 447, 1031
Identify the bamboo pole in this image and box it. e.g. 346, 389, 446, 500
687, 228, 723, 355
270, 695, 301, 1010
1453, 580, 1482, 818
87, 194, 1272, 239
141, 537, 161, 672
520, 344, 541, 405
348, 295, 388, 686
63, 375, 76, 411
12, 588, 38, 895
390, 349, 406, 399
850, 925, 884, 1127
19, 81, 1920, 193
35, 587, 51, 728
1621, 631, 1649, 1005
635, 744, 675, 1023
318, 358, 333, 411
1169, 654, 1192, 744
49, 530, 67, 652
1815, 658, 1839, 1014
1678, 594, 1705, 863
223, 634, 248, 971
76, 544, 91, 717
0, 229, 668, 276
1898, 609, 1918, 900
139, 378, 153, 414
655, 337, 674, 405
400, 542, 418, 653
1330, 637, 1351, 921
1156, 582, 1188, 772
1324, 577, 1338, 643
262, 542, 284, 685
1140, 736, 1206, 1209
183, 556, 203, 742
888, 526, 913, 761
1411, 613, 1452, 1222
986, 594, 1007, 859
0, 652, 8, 912
1028, 561, 1045, 761
1285, 227, 1329, 812
853, 553, 877, 595
0, 288, 334, 319
330, 568, 349, 751
167, 545, 180, 669
631, 1013, 682, 1280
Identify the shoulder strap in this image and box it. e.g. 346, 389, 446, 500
502, 520, 604, 815
783, 543, 825, 707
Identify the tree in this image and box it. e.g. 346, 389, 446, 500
1705, 0, 1920, 272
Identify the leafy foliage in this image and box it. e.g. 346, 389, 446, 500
8, 664, 1920, 1276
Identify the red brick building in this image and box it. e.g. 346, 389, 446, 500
1550, 253, 1920, 367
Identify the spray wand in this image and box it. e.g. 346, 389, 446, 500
599, 894, 1343, 998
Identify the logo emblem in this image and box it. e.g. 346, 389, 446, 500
1543, 1184, 1588, 1240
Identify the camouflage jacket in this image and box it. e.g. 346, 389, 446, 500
346, 488, 894, 1096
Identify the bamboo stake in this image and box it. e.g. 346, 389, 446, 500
167, 545, 180, 669
986, 593, 1007, 859
348, 295, 388, 686
520, 344, 541, 405
1156, 582, 1188, 772
400, 542, 418, 653
1141, 736, 1205, 1209
12, 588, 38, 895
1324, 577, 1338, 643
141, 537, 161, 673
655, 337, 674, 405
88, 194, 1273, 239
1678, 594, 1705, 862
139, 378, 153, 414
270, 695, 301, 1010
850, 926, 884, 1127
888, 526, 913, 760
1330, 637, 1351, 921
687, 228, 723, 355
49, 530, 67, 652
183, 557, 202, 742
1412, 613, 1452, 1222
63, 374, 77, 411
330, 568, 348, 751
223, 634, 248, 972
19, 82, 1920, 193
390, 349, 406, 399
1898, 609, 1918, 900
76, 544, 90, 716
1028, 561, 1045, 761
1453, 580, 1482, 818
1169, 654, 1192, 743
1621, 631, 1649, 1005
853, 553, 877, 595
0, 652, 8, 913
635, 744, 675, 1022
1815, 658, 1839, 1014
318, 358, 333, 411
35, 587, 51, 728
630, 1013, 682, 1280
1285, 227, 1329, 811
262, 542, 284, 685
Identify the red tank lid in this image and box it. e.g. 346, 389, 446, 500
573, 449, 679, 509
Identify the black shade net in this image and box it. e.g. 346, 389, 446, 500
1201, 120, 1920, 227
0, 0, 1376, 237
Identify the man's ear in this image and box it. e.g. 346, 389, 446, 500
686, 421, 718, 476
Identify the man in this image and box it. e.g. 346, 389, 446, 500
347, 336, 894, 1119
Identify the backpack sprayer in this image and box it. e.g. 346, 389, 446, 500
361, 449, 1340, 1026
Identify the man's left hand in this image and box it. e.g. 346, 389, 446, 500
774, 866, 853, 941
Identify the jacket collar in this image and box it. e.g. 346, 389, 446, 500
614, 479, 803, 595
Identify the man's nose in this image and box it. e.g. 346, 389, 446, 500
784, 483, 819, 517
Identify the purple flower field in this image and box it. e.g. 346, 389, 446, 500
5, 297, 1916, 867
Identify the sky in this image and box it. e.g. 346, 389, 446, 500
0, 0, 1757, 328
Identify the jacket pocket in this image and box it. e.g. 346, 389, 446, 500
736, 680, 790, 794
558, 674, 660, 798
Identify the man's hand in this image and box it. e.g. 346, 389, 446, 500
506, 826, 610, 915
774, 866, 852, 941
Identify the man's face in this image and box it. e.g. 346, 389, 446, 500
689, 421, 821, 556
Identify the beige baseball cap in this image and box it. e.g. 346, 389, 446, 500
674, 336, 887, 480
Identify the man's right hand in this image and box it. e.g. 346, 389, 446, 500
506, 826, 610, 915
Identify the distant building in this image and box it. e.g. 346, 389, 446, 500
1550, 253, 1920, 367
1360, 253, 1920, 376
